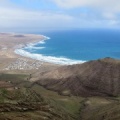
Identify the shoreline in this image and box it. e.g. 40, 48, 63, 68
0, 32, 85, 70
0, 33, 47, 58
14, 35, 49, 51
14, 35, 85, 65
0, 33, 59, 73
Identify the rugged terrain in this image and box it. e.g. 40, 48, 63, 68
0, 73, 75, 120
0, 33, 120, 119
1, 58, 120, 119
36, 57, 120, 97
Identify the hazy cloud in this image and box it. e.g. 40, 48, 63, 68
52, 0, 120, 12
0, 0, 120, 31
51, 0, 120, 28
0, 6, 74, 29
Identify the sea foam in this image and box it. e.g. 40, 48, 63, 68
24, 37, 47, 50
15, 49, 85, 65
15, 35, 85, 65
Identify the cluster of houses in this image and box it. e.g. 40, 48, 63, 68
5, 58, 43, 70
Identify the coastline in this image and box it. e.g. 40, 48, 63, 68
14, 35, 49, 51
0, 32, 85, 71
0, 33, 59, 73
15, 35, 85, 65
0, 33, 47, 58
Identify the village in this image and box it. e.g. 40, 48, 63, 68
5, 58, 43, 70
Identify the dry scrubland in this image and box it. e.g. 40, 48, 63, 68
0, 73, 120, 120
0, 33, 120, 119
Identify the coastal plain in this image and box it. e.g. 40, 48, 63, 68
0, 33, 59, 74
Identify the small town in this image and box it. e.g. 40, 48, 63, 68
5, 58, 43, 70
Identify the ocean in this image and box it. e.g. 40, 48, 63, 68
15, 29, 120, 65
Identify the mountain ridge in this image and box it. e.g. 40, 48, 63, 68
36, 57, 120, 97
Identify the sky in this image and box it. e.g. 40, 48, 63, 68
0, 0, 120, 32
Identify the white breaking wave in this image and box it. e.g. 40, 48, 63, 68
27, 35, 50, 47
25, 46, 45, 50
41, 35, 50, 40
38, 41, 46, 44
23, 35, 49, 50
26, 40, 46, 47
15, 49, 85, 65
15, 35, 85, 65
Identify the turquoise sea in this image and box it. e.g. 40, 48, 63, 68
15, 29, 120, 64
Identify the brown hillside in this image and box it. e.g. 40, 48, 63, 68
36, 57, 120, 97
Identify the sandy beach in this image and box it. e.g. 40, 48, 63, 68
0, 33, 59, 74
0, 33, 45, 57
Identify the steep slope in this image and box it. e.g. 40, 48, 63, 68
81, 102, 120, 120
0, 74, 75, 120
0, 88, 74, 120
36, 57, 120, 97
